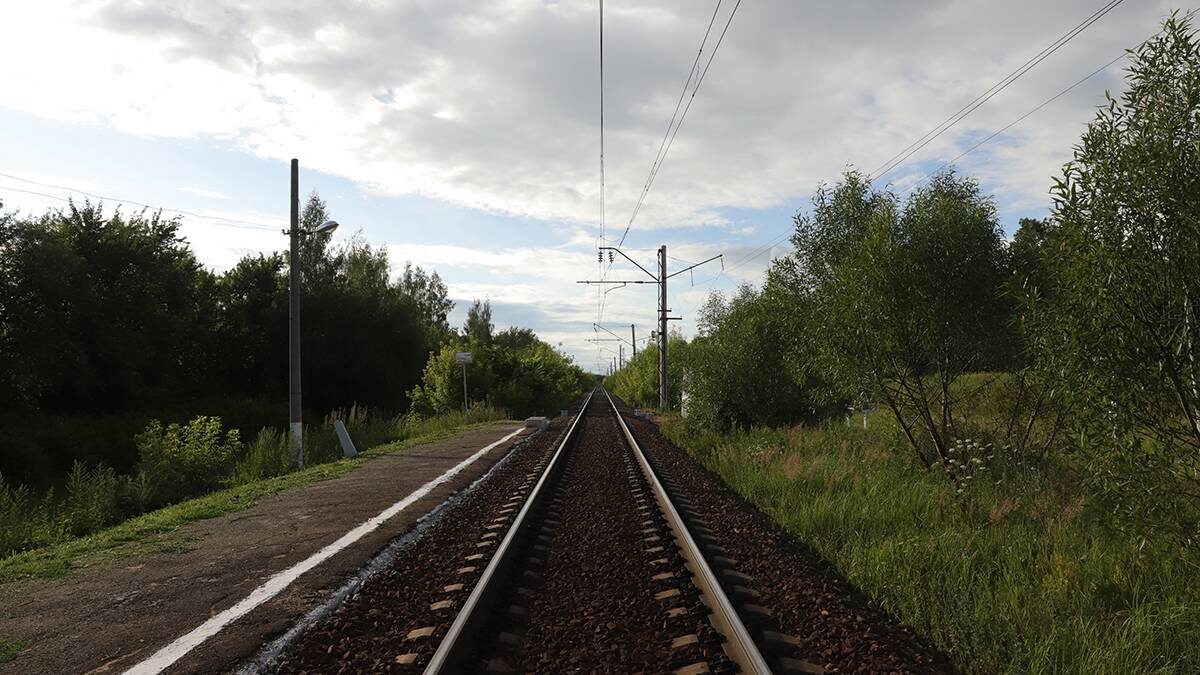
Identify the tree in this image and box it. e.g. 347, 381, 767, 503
494, 326, 538, 351
1009, 217, 1054, 302
783, 169, 1011, 467
397, 262, 455, 349
301, 236, 427, 412
0, 202, 215, 410
464, 299, 493, 344
212, 253, 288, 398
606, 332, 690, 411
409, 329, 590, 418
685, 282, 832, 428
1033, 14, 1200, 543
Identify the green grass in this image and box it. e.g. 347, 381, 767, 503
662, 416, 1200, 674
0, 638, 30, 664
0, 416, 517, 586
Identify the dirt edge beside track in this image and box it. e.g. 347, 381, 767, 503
0, 423, 530, 675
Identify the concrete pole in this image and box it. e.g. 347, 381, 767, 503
658, 245, 668, 410
288, 159, 304, 469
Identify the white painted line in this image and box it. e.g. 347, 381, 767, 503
124, 427, 526, 675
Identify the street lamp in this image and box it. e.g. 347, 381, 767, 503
288, 158, 339, 469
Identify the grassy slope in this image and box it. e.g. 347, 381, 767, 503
662, 416, 1200, 674
0, 419, 518, 586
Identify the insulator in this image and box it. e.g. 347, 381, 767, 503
608, 251, 614, 263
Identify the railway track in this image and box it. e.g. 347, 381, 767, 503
419, 387, 777, 673
273, 387, 813, 673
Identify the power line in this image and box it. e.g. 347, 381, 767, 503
694, 230, 792, 288
616, 0, 726, 250
695, 3, 1174, 291
598, 0, 742, 325
619, 0, 743, 248
599, 0, 607, 250
901, 56, 1126, 194
870, 0, 1127, 183
900, 6, 1199, 194
597, 0, 726, 325
0, 170, 279, 231
596, 0, 607, 339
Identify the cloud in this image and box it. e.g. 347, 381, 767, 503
0, 0, 1179, 234
1, 0, 1182, 372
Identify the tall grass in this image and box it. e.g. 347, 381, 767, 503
663, 418, 1200, 673
0, 405, 509, 561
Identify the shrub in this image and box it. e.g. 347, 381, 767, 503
1031, 15, 1200, 545
0, 475, 62, 557
232, 428, 293, 485
60, 462, 121, 536
135, 416, 242, 506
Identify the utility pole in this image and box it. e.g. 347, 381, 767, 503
658, 245, 668, 409
577, 246, 722, 410
285, 159, 339, 470
288, 159, 303, 468
631, 324, 636, 357
619, 344, 623, 369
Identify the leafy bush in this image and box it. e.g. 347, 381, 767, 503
1028, 15, 1200, 546
135, 416, 241, 507
606, 335, 689, 411
60, 462, 121, 536
684, 284, 835, 428
410, 339, 589, 419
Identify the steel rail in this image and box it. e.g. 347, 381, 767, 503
601, 388, 772, 674
423, 389, 596, 674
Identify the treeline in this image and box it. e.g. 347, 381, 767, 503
0, 192, 589, 488
0, 193, 448, 484
615, 16, 1200, 546
0, 193, 450, 415
409, 301, 594, 418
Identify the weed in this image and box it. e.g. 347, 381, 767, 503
662, 417, 1200, 673
0, 638, 30, 664
0, 413, 513, 583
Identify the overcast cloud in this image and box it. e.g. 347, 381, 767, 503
0, 0, 1183, 369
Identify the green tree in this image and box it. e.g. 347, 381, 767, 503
1009, 217, 1054, 302
1033, 14, 1200, 543
212, 253, 288, 398
0, 202, 215, 410
301, 236, 427, 412
409, 329, 589, 418
686, 281, 832, 429
494, 326, 538, 351
211, 194, 443, 413
606, 332, 690, 411
464, 299, 494, 345
783, 169, 1010, 466
397, 262, 455, 349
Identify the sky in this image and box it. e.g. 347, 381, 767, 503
0, 0, 1184, 373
